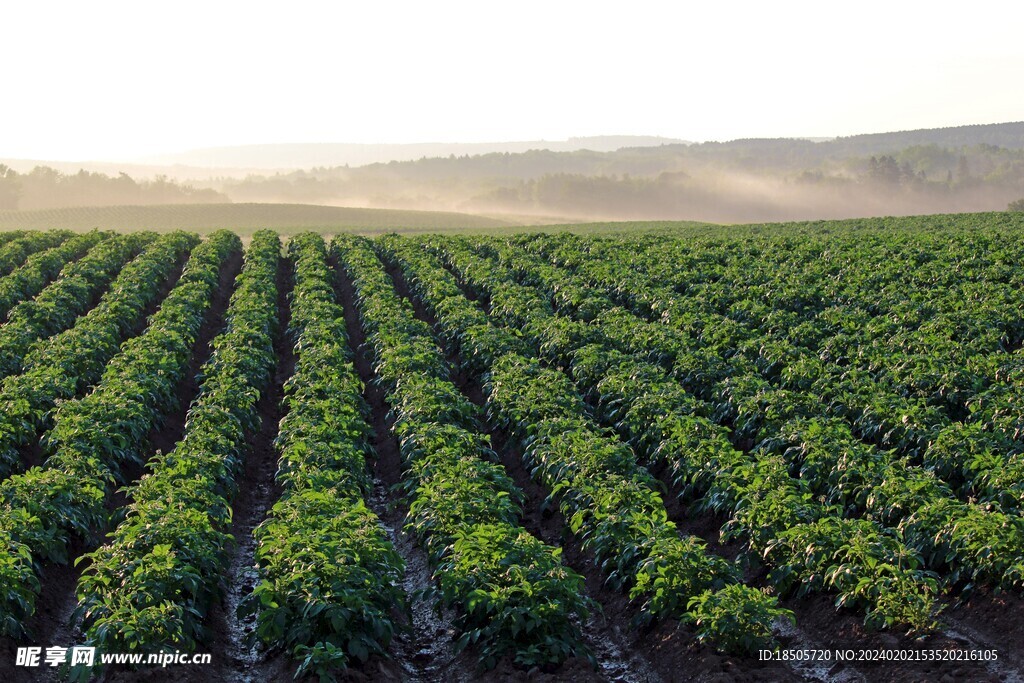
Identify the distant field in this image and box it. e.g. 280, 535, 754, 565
1, 203, 1021, 239
529, 210, 1024, 236
0, 202, 517, 235
0, 202, 731, 235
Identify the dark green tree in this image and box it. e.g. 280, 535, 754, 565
957, 154, 971, 181
868, 156, 902, 186
0, 165, 20, 210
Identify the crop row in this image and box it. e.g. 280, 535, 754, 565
379, 236, 792, 653
0, 231, 27, 247
0, 233, 177, 480
474, 237, 1024, 573
0, 229, 72, 277
442, 238, 940, 629
539, 230, 1021, 373
0, 232, 234, 638
335, 236, 593, 669
524, 233, 1024, 506
0, 232, 154, 381
0, 230, 108, 320
483, 237, 1024, 592
241, 233, 405, 679
418, 237, 958, 630
74, 230, 278, 653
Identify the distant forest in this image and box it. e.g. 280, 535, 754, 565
0, 165, 226, 211
214, 122, 1024, 222
4, 122, 1024, 223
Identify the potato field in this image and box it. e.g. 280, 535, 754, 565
0, 216, 1023, 682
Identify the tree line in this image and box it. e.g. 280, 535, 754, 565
0, 165, 226, 211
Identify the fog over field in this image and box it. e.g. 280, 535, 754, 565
4, 123, 1024, 223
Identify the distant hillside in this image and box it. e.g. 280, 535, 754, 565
207, 122, 1024, 186
622, 121, 1024, 172
699, 121, 1024, 156
0, 158, 269, 182
208, 121, 1024, 225
6, 122, 1024, 227
825, 121, 1024, 155
142, 136, 689, 170
0, 203, 515, 235
0, 164, 226, 212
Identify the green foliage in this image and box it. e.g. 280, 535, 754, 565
0, 232, 214, 635
763, 518, 940, 631
631, 536, 736, 621
0, 230, 107, 319
415, 227, 1024, 642
686, 585, 794, 655
241, 233, 405, 680
337, 235, 592, 670
246, 496, 404, 672
0, 231, 153, 383
74, 231, 275, 653
4, 216, 1024, 670
388, 238, 778, 652
440, 524, 593, 669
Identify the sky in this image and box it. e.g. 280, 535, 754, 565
2, 0, 1022, 162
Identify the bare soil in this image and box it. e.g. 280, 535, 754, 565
202, 252, 295, 683
333, 254, 479, 683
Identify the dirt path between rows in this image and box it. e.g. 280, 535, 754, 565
380, 249, 810, 682
332, 252, 478, 683
204, 253, 296, 683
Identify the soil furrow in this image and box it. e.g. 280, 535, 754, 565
426, 251, 825, 682
206, 253, 295, 683
947, 588, 1024, 671
332, 254, 476, 683
383, 256, 803, 682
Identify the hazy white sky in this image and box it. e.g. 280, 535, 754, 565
2, 0, 1022, 161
